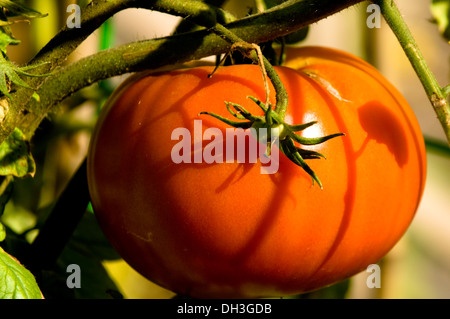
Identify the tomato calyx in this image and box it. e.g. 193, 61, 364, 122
199, 95, 344, 188
196, 31, 344, 187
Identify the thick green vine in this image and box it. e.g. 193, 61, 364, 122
2, 0, 364, 145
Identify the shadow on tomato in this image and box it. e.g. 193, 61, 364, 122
357, 101, 409, 167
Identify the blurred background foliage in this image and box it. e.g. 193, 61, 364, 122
0, 0, 449, 299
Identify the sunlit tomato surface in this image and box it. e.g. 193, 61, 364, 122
87, 46, 426, 298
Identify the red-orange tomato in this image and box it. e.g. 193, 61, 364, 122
87, 46, 426, 298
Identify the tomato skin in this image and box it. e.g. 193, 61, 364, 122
87, 46, 426, 298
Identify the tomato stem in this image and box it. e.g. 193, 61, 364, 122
211, 23, 290, 119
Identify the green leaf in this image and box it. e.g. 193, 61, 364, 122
0, 246, 43, 299
0, 127, 36, 178
431, 0, 450, 42
0, 53, 50, 98
0, 1, 46, 57
0, 1, 51, 98
0, 0, 47, 20
34, 211, 122, 299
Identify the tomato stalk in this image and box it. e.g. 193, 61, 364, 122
201, 23, 344, 187
373, 0, 450, 145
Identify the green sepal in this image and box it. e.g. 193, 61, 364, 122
225, 102, 246, 120
282, 138, 322, 188
291, 132, 345, 146
198, 111, 253, 129
248, 95, 268, 113
226, 102, 259, 122
200, 85, 344, 188
296, 148, 326, 160
288, 121, 317, 132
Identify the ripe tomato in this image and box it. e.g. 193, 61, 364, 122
87, 46, 426, 298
